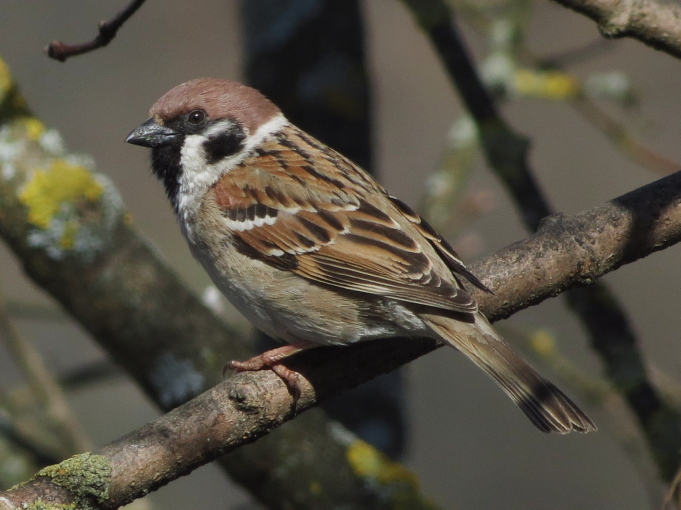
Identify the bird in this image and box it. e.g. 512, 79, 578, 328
126, 78, 596, 434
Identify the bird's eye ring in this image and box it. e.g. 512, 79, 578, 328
187, 109, 206, 125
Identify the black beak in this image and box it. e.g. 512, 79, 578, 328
125, 118, 178, 148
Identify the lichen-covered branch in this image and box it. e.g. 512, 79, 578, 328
2, 166, 681, 510
550, 0, 681, 60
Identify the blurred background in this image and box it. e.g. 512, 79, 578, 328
1, 0, 681, 508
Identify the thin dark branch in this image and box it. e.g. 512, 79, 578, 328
2, 169, 681, 509
536, 38, 614, 69
44, 0, 147, 62
400, 0, 681, 480
401, 0, 551, 227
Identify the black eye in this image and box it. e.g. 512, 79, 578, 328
187, 109, 206, 125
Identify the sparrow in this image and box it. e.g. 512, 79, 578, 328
126, 78, 596, 434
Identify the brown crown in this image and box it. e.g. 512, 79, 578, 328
149, 78, 281, 133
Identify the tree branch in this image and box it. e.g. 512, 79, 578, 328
45, 0, 147, 62
2, 167, 681, 509
550, 0, 681, 60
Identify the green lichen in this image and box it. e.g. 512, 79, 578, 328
346, 440, 438, 510
35, 452, 112, 509
25, 496, 75, 510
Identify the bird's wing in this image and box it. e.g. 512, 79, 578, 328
212, 128, 481, 313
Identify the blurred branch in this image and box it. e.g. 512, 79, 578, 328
521, 46, 681, 175
550, 0, 681, 60
3, 161, 681, 509
462, 5, 681, 176
400, 0, 681, 480
569, 95, 680, 175
0, 286, 91, 454
663, 468, 681, 510
60, 360, 122, 390
45, 0, 147, 62
536, 37, 613, 68
4, 301, 68, 322
399, 0, 550, 227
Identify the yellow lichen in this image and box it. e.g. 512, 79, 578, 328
17, 117, 46, 141
514, 69, 580, 99
59, 220, 78, 249
530, 329, 556, 358
19, 159, 103, 229
347, 440, 417, 487
0, 57, 11, 101
346, 440, 438, 510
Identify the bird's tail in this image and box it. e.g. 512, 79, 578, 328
424, 312, 596, 434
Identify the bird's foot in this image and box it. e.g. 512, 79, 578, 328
224, 342, 314, 403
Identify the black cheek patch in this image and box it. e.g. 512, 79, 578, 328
204, 126, 247, 165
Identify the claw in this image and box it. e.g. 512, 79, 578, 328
224, 342, 315, 404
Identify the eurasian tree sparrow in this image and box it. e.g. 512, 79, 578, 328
126, 78, 595, 434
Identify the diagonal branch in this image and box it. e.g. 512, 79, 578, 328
2, 168, 681, 509
45, 0, 147, 62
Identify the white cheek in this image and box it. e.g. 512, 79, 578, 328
176, 114, 291, 240
178, 134, 234, 230
179, 134, 208, 181
178, 134, 215, 225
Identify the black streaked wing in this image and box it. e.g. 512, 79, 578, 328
388, 195, 492, 293
214, 128, 478, 313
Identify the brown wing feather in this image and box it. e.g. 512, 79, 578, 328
213, 126, 478, 313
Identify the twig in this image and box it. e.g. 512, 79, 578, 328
520, 45, 681, 175
662, 468, 681, 510
401, 0, 681, 480
45, 0, 147, 62
0, 410, 63, 467
4, 301, 69, 322
550, 0, 681, 60
536, 38, 613, 68
0, 284, 91, 454
570, 95, 681, 175
2, 168, 681, 508
60, 360, 122, 390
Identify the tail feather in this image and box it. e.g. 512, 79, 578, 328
425, 312, 596, 434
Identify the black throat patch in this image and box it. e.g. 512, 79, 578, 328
151, 141, 184, 212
